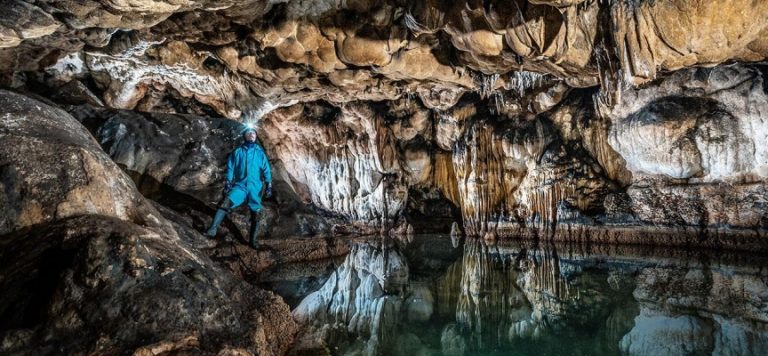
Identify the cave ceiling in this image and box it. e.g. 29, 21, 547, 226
2, 0, 767, 120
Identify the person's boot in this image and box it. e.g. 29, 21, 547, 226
248, 211, 260, 248
206, 209, 228, 238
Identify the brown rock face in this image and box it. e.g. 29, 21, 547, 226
0, 91, 297, 354
0, 90, 164, 235
1, 0, 765, 116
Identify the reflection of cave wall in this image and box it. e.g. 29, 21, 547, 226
292, 239, 411, 355
621, 262, 768, 355
293, 237, 639, 355
293, 237, 768, 355
436, 239, 637, 354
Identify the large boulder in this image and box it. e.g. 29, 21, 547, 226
0, 90, 297, 354
0, 90, 168, 236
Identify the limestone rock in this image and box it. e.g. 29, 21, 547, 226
0, 90, 296, 354
611, 0, 768, 86
0, 0, 766, 115
0, 90, 165, 235
260, 102, 411, 233
68, 104, 351, 238
1, 0, 768, 243
606, 65, 768, 230
0, 1, 61, 48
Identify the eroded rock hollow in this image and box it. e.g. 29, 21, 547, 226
2, 0, 768, 354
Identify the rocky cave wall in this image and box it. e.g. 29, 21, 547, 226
0, 90, 298, 354
3, 1, 768, 242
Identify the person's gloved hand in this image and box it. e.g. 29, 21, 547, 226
224, 180, 233, 192
265, 182, 273, 198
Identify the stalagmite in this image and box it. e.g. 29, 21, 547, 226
450, 222, 462, 237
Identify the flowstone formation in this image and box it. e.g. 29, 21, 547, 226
3, 0, 767, 245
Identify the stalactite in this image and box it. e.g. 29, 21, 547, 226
433, 151, 461, 207
522, 174, 576, 231
452, 121, 510, 236
475, 72, 500, 100
504, 70, 548, 98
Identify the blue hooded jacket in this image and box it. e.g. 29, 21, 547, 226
225, 142, 272, 210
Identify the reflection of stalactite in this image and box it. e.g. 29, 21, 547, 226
293, 238, 409, 355
436, 261, 463, 318
456, 239, 510, 349
445, 239, 592, 351
526, 249, 572, 302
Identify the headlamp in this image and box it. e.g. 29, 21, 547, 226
241, 121, 257, 135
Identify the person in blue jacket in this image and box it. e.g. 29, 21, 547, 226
206, 125, 272, 247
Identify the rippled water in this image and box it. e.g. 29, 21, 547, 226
260, 235, 768, 356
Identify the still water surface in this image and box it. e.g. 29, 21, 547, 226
260, 235, 768, 355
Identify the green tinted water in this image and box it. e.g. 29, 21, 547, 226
261, 235, 768, 356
